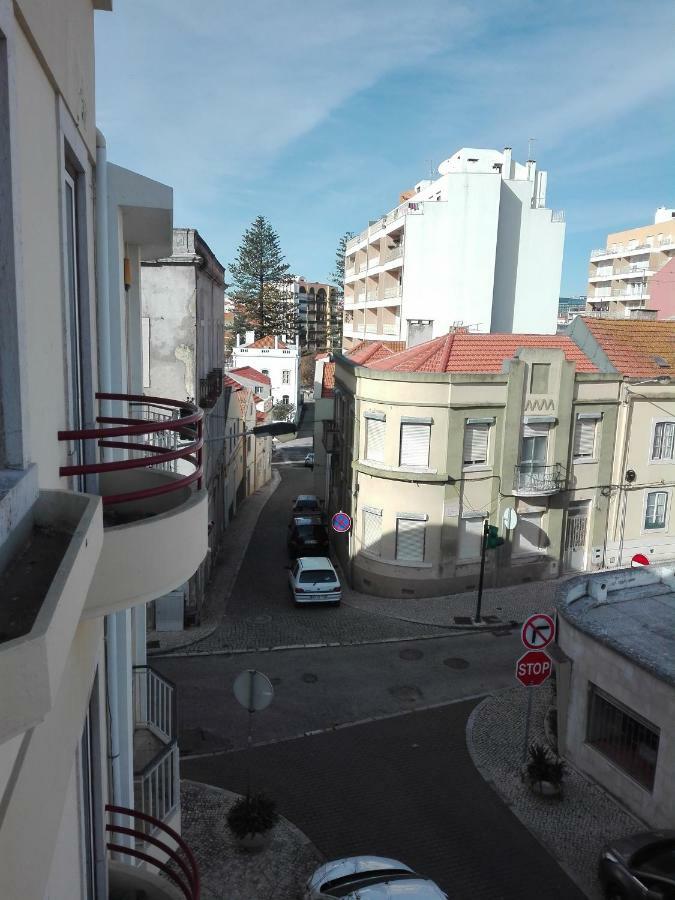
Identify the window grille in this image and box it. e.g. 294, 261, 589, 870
587, 685, 659, 790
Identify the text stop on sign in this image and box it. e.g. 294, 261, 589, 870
516, 650, 553, 687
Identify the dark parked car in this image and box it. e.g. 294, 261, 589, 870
292, 494, 322, 517
599, 831, 675, 899
288, 516, 329, 558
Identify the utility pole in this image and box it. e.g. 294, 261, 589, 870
474, 519, 489, 623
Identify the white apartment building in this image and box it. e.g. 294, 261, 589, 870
231, 332, 301, 422
586, 207, 675, 319
0, 3, 205, 898
343, 147, 565, 348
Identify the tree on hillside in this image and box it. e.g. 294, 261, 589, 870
272, 400, 296, 422
229, 216, 297, 338
329, 231, 355, 349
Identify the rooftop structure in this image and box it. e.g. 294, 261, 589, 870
343, 147, 565, 348
567, 316, 675, 377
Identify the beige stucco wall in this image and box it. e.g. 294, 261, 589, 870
15, 0, 97, 157
606, 217, 675, 247
558, 617, 675, 827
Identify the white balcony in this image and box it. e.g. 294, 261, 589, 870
590, 237, 675, 260
58, 393, 209, 618
0, 479, 102, 743
513, 464, 563, 497
588, 267, 653, 282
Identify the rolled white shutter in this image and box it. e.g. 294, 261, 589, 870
463, 424, 488, 464
458, 517, 483, 559
522, 422, 549, 439
400, 423, 430, 466
396, 518, 426, 561
365, 418, 385, 462
362, 508, 382, 555
573, 419, 595, 457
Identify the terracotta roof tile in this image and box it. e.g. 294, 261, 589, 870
229, 366, 272, 386
347, 341, 401, 365
364, 333, 597, 373
256, 411, 266, 423
246, 335, 289, 349
581, 318, 675, 377
321, 362, 335, 398
222, 375, 243, 391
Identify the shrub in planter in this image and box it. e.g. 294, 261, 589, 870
227, 793, 279, 846
526, 742, 564, 796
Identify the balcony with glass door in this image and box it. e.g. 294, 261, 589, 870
514, 428, 563, 496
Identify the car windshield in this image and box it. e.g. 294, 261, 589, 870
297, 525, 325, 540
299, 570, 335, 584
296, 499, 318, 509
633, 842, 675, 878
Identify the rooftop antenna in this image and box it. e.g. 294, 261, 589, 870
527, 136, 536, 160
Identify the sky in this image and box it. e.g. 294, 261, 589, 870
95, 0, 675, 296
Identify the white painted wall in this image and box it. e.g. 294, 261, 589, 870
232, 341, 301, 421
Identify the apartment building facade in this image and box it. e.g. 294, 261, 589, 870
141, 228, 227, 625
343, 147, 565, 349
328, 333, 617, 598
585, 207, 675, 319
231, 332, 301, 421
288, 277, 340, 352
0, 3, 205, 898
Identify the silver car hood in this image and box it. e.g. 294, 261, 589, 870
308, 856, 412, 890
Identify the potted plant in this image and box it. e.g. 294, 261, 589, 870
227, 792, 279, 851
525, 742, 564, 798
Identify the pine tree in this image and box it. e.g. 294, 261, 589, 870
329, 231, 354, 349
229, 216, 296, 338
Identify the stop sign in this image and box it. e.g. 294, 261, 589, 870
516, 650, 552, 687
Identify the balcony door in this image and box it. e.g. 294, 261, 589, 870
564, 501, 590, 572
521, 424, 548, 471
63, 168, 86, 489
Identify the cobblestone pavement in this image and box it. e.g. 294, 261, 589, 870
180, 780, 322, 900
467, 686, 645, 900
147, 470, 281, 656
182, 699, 586, 900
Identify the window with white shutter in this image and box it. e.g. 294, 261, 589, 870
652, 422, 675, 461
399, 422, 431, 467
362, 507, 382, 556
395, 516, 426, 561
645, 491, 668, 529
458, 517, 484, 559
463, 424, 489, 466
573, 418, 596, 459
364, 413, 386, 463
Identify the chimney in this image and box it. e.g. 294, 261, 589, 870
245, 330, 255, 345
274, 335, 278, 349
526, 159, 537, 183
535, 170, 547, 208
236, 333, 241, 347
502, 147, 512, 179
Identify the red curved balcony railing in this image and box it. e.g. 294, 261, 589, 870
57, 393, 203, 506
106, 803, 200, 900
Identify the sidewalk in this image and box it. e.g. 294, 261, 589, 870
180, 779, 322, 900
467, 687, 644, 899
147, 471, 281, 656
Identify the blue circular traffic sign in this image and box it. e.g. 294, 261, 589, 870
332, 511, 352, 533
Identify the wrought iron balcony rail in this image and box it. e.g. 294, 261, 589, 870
106, 803, 199, 900
513, 463, 563, 495
57, 392, 203, 506
198, 368, 223, 408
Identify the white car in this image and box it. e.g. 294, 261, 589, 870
304, 856, 448, 899
288, 557, 341, 605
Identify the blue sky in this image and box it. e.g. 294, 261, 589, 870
96, 0, 675, 296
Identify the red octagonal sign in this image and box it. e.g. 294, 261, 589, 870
516, 650, 552, 687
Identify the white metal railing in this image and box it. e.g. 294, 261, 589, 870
514, 463, 563, 495
366, 293, 380, 302
358, 262, 367, 272
591, 236, 675, 258
551, 210, 565, 223
134, 741, 180, 829
133, 666, 175, 743
382, 323, 399, 335
383, 286, 402, 299
345, 266, 355, 276
365, 323, 377, 333
383, 244, 404, 262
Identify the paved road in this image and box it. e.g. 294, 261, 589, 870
156, 630, 522, 754
182, 700, 586, 900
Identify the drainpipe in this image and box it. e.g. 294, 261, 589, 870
615, 382, 636, 567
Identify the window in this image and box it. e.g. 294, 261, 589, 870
530, 364, 550, 394
514, 512, 545, 555
463, 421, 490, 466
652, 422, 675, 461
458, 516, 484, 559
645, 491, 668, 530
573, 416, 597, 459
587, 685, 659, 790
282, 395, 289, 405
521, 422, 549, 466
364, 411, 385, 463
395, 515, 426, 562
399, 419, 431, 467
282, 370, 290, 384
262, 369, 269, 376
362, 507, 382, 556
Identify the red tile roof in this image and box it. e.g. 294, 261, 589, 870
580, 318, 675, 377
229, 366, 272, 385
347, 341, 401, 365
256, 411, 267, 423
364, 333, 598, 374
246, 335, 289, 349
321, 362, 335, 398
223, 374, 243, 391
252, 393, 265, 404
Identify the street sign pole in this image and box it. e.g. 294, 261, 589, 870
233, 669, 275, 800
474, 519, 489, 623
522, 689, 533, 766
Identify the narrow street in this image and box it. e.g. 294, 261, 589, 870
156, 404, 586, 899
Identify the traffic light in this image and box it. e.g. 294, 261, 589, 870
486, 525, 504, 549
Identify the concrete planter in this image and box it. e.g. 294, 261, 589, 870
235, 829, 274, 852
